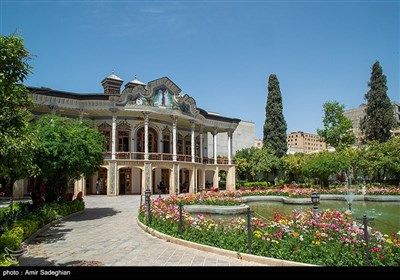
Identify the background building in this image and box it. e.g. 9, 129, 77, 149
206, 120, 256, 158
286, 131, 327, 154
344, 101, 400, 142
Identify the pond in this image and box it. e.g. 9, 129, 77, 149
209, 200, 400, 235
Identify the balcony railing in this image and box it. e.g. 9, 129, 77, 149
104, 152, 233, 164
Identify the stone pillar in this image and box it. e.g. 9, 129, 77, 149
49, 104, 57, 115
79, 108, 84, 121
191, 121, 195, 163
201, 168, 206, 190
172, 163, 179, 194
111, 111, 117, 160
108, 161, 117, 196
144, 112, 150, 160
212, 128, 218, 164
213, 167, 219, 189
74, 176, 85, 197
171, 115, 178, 161
13, 180, 25, 199
227, 130, 233, 165
189, 167, 195, 194
226, 166, 236, 191
169, 168, 175, 195
144, 162, 152, 194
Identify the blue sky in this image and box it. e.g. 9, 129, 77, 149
1, 0, 399, 139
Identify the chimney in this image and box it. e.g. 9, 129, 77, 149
101, 71, 123, 95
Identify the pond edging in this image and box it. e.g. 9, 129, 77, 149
183, 195, 400, 214
183, 204, 249, 214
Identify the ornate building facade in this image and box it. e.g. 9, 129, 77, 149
23, 73, 241, 197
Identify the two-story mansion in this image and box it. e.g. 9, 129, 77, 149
24, 73, 241, 197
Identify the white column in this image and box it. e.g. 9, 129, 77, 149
144, 112, 150, 160
130, 127, 134, 158
111, 111, 117, 160
199, 126, 204, 163
79, 108, 84, 121
171, 115, 178, 161
158, 131, 163, 155
191, 121, 195, 163
228, 130, 233, 165
213, 128, 218, 164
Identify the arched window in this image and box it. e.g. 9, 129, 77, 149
184, 135, 191, 155
162, 127, 171, 153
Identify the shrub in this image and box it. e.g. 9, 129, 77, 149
0, 198, 85, 266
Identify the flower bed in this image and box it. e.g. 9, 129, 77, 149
139, 196, 400, 266
0, 199, 85, 266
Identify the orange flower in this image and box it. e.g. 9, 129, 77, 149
292, 231, 299, 238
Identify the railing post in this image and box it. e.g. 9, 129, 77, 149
363, 215, 371, 266
179, 203, 183, 239
247, 207, 252, 254
145, 189, 151, 225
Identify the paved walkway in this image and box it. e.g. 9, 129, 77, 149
20, 195, 263, 266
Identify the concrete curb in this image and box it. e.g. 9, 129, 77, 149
136, 217, 315, 266
23, 210, 85, 245
242, 194, 400, 204
184, 204, 249, 214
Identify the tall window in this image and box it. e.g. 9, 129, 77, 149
184, 135, 191, 155
136, 127, 158, 153
177, 133, 183, 154
162, 128, 171, 153
117, 131, 130, 152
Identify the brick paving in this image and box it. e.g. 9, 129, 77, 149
19, 195, 263, 266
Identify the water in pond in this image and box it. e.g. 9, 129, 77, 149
209, 200, 400, 235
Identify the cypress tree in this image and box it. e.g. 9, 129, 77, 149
361, 61, 395, 142
263, 74, 287, 157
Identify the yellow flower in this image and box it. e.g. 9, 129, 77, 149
253, 230, 262, 238
386, 239, 393, 245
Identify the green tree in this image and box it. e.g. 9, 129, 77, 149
357, 136, 400, 182
249, 146, 281, 181
361, 61, 395, 142
263, 74, 287, 158
234, 147, 258, 181
33, 115, 106, 202
317, 101, 355, 150
302, 151, 351, 188
281, 153, 306, 183
385, 136, 400, 181
0, 34, 37, 202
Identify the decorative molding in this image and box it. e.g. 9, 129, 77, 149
109, 162, 116, 195
98, 122, 112, 130
145, 163, 151, 191
116, 120, 131, 130
110, 108, 119, 114
173, 163, 179, 193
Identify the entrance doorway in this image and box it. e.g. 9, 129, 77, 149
98, 168, 108, 194
161, 169, 170, 194
119, 168, 131, 195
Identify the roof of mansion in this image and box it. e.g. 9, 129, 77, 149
27, 75, 240, 128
